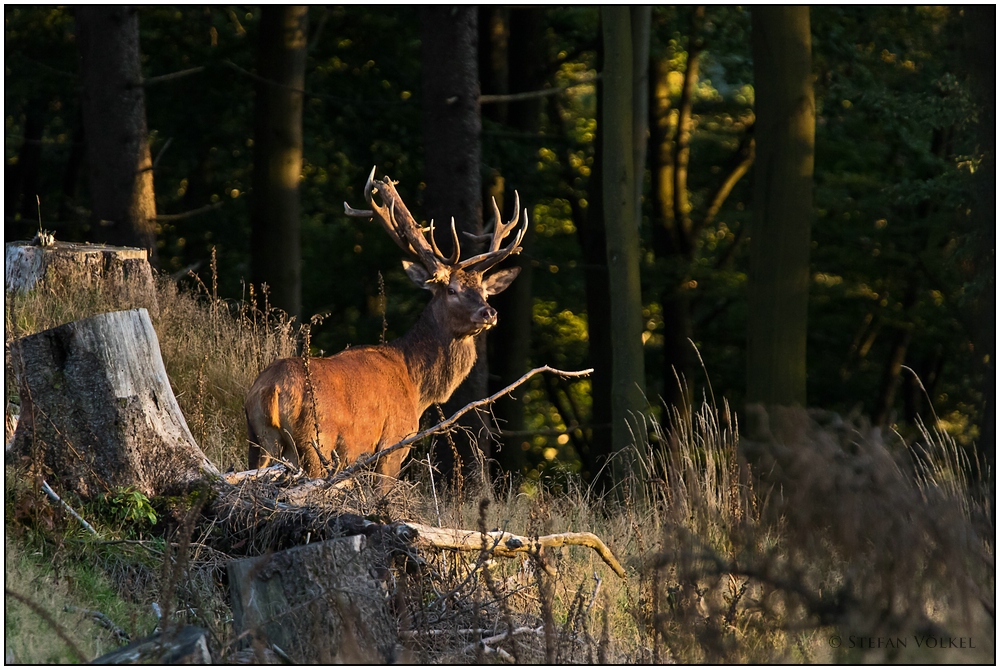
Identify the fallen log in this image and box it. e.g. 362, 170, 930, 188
7, 308, 218, 499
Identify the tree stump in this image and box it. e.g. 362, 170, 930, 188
8, 308, 217, 498
4, 240, 158, 316
228, 535, 398, 663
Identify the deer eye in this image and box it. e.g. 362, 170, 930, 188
447, 287, 457, 295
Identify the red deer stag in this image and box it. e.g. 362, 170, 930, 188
245, 168, 527, 480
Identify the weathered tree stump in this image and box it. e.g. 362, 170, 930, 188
227, 535, 398, 663
4, 240, 158, 316
8, 308, 217, 498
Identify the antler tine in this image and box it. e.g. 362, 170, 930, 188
458, 191, 528, 273
447, 217, 461, 265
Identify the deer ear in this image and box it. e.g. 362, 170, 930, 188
402, 260, 434, 290
483, 267, 521, 296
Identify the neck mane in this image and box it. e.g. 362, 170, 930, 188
388, 308, 478, 412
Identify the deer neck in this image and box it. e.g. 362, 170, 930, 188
390, 309, 478, 413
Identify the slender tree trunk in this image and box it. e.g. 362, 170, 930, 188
871, 281, 917, 428
602, 7, 646, 480
576, 28, 614, 484
250, 6, 307, 320
631, 7, 651, 225
746, 6, 814, 407
485, 7, 545, 476
421, 7, 486, 486
478, 7, 509, 125
76, 6, 158, 263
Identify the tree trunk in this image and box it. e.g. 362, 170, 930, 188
484, 7, 545, 476
478, 7, 509, 125
421, 7, 487, 486
250, 6, 308, 320
746, 6, 814, 408
227, 535, 398, 663
5, 96, 46, 242
631, 7, 651, 224
576, 29, 614, 483
75, 7, 159, 264
5, 240, 158, 316
8, 308, 217, 499
601, 7, 647, 480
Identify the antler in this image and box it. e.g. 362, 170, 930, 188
344, 167, 454, 284
458, 191, 528, 274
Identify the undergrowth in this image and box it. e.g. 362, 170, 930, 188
4, 263, 994, 663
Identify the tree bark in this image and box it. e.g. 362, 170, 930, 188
420, 7, 487, 486
602, 7, 646, 480
250, 6, 308, 320
746, 6, 814, 408
227, 535, 398, 663
8, 308, 217, 499
75, 6, 159, 264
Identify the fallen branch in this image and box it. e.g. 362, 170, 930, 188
462, 625, 544, 654
401, 521, 627, 580
41, 480, 99, 537
64, 605, 130, 644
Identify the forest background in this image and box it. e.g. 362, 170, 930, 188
4, 5, 994, 487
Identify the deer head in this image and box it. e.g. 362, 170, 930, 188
345, 167, 527, 339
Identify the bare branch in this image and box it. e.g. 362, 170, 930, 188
480, 73, 601, 105
402, 521, 627, 579
701, 135, 755, 233
155, 200, 225, 223
65, 605, 131, 644
142, 67, 206, 86
41, 480, 99, 537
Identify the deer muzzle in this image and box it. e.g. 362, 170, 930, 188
475, 305, 499, 329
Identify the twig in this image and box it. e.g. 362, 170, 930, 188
5, 589, 87, 662
428, 453, 442, 527
65, 605, 131, 644
40, 480, 99, 537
